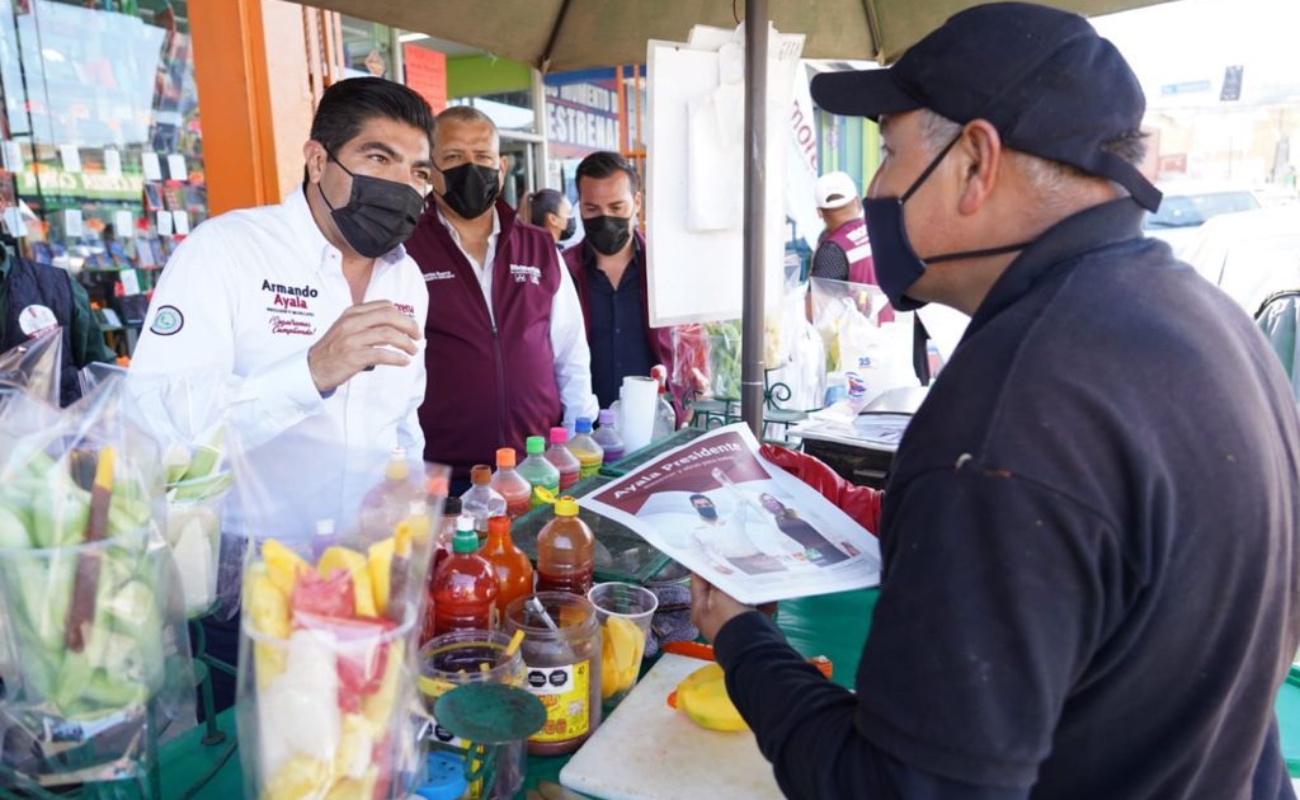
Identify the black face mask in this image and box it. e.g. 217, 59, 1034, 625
865, 135, 1033, 311
696, 506, 717, 521
560, 215, 577, 241
318, 151, 424, 259
436, 163, 500, 220
582, 215, 632, 256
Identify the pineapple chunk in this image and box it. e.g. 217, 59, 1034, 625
318, 546, 376, 618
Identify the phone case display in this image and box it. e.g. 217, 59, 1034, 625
0, 1, 207, 324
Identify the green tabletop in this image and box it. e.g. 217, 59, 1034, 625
144, 588, 1300, 797
154, 588, 878, 799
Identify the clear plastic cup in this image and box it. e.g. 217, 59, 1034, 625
586, 582, 658, 710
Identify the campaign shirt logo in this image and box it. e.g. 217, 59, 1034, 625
18, 304, 59, 338
261, 279, 318, 314
509, 264, 541, 285
423, 271, 456, 282
149, 305, 184, 336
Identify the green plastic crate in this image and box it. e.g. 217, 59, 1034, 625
508, 475, 669, 585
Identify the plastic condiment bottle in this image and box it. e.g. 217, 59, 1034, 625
490, 448, 533, 520
360, 446, 425, 538
518, 436, 560, 510
460, 464, 506, 536
422, 497, 460, 643
480, 515, 535, 618
544, 427, 581, 492
429, 514, 500, 638
592, 409, 625, 463
536, 496, 595, 596
567, 418, 605, 479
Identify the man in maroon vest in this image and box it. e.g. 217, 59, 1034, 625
811, 170, 894, 322
406, 107, 597, 484
561, 151, 676, 413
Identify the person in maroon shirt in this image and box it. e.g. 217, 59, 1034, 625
406, 106, 597, 485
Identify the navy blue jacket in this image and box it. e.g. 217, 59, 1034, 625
717, 199, 1300, 800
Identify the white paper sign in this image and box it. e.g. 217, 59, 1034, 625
103, 148, 122, 179
58, 145, 82, 173
100, 307, 122, 328
3, 207, 27, 237
142, 152, 162, 181
2, 141, 24, 173
120, 268, 141, 296
113, 210, 133, 237
167, 154, 187, 182
172, 210, 190, 235
64, 209, 83, 237
155, 210, 174, 236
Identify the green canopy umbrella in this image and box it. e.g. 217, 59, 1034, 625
313, 0, 1176, 433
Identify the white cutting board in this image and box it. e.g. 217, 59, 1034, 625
560, 653, 784, 800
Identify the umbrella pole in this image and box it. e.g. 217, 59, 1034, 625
741, 0, 768, 437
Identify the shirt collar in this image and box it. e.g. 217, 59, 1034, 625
285, 185, 409, 275
966, 198, 1146, 335
435, 203, 501, 250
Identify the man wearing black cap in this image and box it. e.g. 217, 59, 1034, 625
691, 4, 1300, 799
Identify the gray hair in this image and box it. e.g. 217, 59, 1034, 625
913, 108, 1147, 200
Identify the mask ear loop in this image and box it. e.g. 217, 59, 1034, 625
901, 133, 963, 204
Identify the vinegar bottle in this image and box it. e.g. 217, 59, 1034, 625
536, 496, 595, 596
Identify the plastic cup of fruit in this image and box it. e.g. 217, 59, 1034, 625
587, 582, 658, 710
0, 528, 182, 783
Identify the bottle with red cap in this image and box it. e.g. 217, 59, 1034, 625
490, 447, 533, 520
427, 514, 500, 640
544, 427, 581, 492
480, 515, 535, 618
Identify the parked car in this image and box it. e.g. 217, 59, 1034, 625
1144, 183, 1261, 255
1177, 206, 1300, 315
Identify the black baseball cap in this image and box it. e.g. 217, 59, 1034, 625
811, 2, 1161, 211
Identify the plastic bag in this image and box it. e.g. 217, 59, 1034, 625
122, 371, 237, 617
0, 372, 196, 788
0, 328, 63, 408
229, 443, 450, 800
764, 284, 827, 415
810, 278, 919, 407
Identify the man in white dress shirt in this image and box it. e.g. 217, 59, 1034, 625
131, 77, 435, 711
